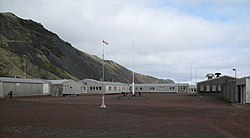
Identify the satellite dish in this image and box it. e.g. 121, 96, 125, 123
215, 73, 221, 77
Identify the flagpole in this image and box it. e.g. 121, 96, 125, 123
101, 41, 106, 108
132, 41, 135, 95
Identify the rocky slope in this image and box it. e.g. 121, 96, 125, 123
0, 12, 174, 84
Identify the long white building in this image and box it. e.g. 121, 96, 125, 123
134, 83, 196, 94
78, 79, 130, 94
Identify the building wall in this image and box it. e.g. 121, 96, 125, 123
82, 79, 130, 94
50, 84, 63, 96
43, 84, 50, 95
0, 82, 3, 98
197, 76, 236, 95
135, 84, 178, 93
134, 84, 192, 93
188, 85, 197, 93
236, 77, 250, 104
80, 84, 87, 94
2, 82, 44, 97
222, 81, 236, 103
105, 84, 130, 94
62, 81, 82, 95
178, 85, 189, 93
86, 80, 104, 93
246, 78, 250, 103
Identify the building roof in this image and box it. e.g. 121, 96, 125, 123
197, 75, 236, 84
0, 77, 48, 84
134, 83, 177, 87
46, 79, 73, 84
79, 79, 128, 86
239, 76, 250, 80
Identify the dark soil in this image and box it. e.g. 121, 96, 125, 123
1, 94, 250, 138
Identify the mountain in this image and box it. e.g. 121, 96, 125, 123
0, 12, 174, 84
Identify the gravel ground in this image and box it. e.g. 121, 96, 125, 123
0, 94, 250, 138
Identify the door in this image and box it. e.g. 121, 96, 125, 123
43, 84, 49, 95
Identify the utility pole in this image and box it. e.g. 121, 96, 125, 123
101, 40, 108, 108
23, 59, 26, 79
132, 41, 135, 95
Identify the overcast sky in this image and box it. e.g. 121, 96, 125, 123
1, 0, 250, 83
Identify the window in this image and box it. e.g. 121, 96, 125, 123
99, 87, 102, 90
212, 85, 216, 92
218, 85, 221, 92
96, 87, 98, 90
90, 87, 92, 90
93, 87, 95, 90
152, 87, 154, 90
200, 85, 204, 92
109, 86, 112, 91
206, 85, 210, 92
114, 87, 117, 91
140, 87, 142, 90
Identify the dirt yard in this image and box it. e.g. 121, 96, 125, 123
1, 94, 250, 138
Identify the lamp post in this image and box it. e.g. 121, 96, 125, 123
101, 40, 108, 108
233, 68, 237, 78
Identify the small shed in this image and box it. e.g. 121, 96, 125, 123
47, 79, 82, 96
0, 77, 49, 98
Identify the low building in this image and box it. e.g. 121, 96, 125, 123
0, 77, 49, 98
197, 75, 236, 96
134, 83, 178, 93
219, 76, 250, 104
188, 85, 197, 93
178, 83, 189, 93
79, 79, 130, 94
47, 79, 82, 96
134, 83, 192, 94
197, 74, 250, 104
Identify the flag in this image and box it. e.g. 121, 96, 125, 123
102, 40, 108, 45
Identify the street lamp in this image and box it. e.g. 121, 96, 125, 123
232, 68, 237, 78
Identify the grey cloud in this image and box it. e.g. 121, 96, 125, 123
1, 0, 250, 82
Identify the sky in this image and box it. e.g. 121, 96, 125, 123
1, 0, 250, 83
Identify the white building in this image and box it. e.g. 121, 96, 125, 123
0, 77, 49, 98
47, 79, 82, 96
79, 79, 130, 94
134, 83, 192, 94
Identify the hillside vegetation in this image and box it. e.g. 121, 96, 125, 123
0, 12, 174, 84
